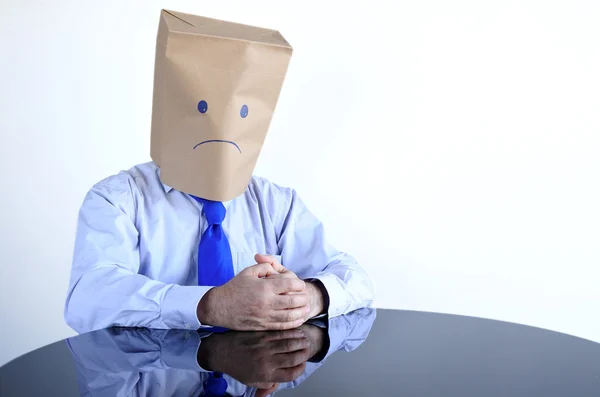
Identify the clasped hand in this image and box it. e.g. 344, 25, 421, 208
198, 254, 320, 331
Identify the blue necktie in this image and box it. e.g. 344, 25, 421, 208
203, 372, 228, 396
192, 196, 234, 286
199, 327, 231, 396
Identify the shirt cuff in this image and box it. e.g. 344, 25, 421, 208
161, 285, 213, 329
310, 273, 347, 318
161, 329, 204, 371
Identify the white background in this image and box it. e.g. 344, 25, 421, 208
1, 0, 599, 366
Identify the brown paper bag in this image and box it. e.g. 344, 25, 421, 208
150, 9, 293, 201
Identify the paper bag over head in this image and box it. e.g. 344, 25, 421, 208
150, 9, 293, 201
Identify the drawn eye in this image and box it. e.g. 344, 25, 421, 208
197, 100, 208, 113
240, 104, 248, 118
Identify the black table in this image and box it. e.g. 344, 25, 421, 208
1, 308, 599, 396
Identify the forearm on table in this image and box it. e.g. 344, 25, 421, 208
65, 266, 210, 332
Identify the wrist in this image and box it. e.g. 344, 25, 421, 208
302, 325, 327, 359
306, 281, 325, 318
196, 336, 214, 370
197, 287, 218, 325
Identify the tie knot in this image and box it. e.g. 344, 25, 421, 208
192, 196, 226, 225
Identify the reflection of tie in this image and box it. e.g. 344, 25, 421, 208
201, 326, 230, 397
204, 372, 228, 396
192, 196, 234, 286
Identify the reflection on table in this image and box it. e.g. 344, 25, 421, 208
65, 307, 376, 396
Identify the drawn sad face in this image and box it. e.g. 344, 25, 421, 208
193, 99, 249, 154
155, 66, 284, 201
173, 67, 278, 164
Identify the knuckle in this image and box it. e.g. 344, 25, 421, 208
301, 294, 309, 306
300, 293, 309, 305
290, 296, 300, 307
301, 337, 311, 349
287, 310, 298, 322
283, 356, 297, 368
284, 279, 295, 290
285, 339, 296, 351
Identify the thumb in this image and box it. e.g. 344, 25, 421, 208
243, 262, 280, 278
254, 253, 286, 273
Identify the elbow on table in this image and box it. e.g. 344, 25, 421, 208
356, 267, 376, 309
64, 299, 85, 334
63, 283, 96, 334
63, 289, 90, 334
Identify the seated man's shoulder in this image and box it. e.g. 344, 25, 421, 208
248, 175, 297, 205
87, 161, 159, 200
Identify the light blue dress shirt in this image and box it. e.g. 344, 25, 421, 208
64, 161, 375, 333
65, 308, 377, 396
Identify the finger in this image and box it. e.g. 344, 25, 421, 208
273, 348, 312, 369
260, 329, 306, 343
270, 335, 311, 354
271, 292, 309, 310
268, 306, 310, 324
251, 382, 276, 389
265, 273, 304, 294
272, 363, 306, 382
243, 262, 281, 278
255, 383, 280, 397
265, 317, 306, 331
268, 277, 305, 294
254, 253, 286, 273
264, 272, 298, 280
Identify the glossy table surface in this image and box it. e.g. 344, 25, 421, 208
1, 308, 599, 396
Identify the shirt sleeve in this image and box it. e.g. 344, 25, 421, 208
65, 328, 210, 397
275, 307, 377, 393
66, 328, 204, 373
275, 187, 376, 318
64, 173, 210, 333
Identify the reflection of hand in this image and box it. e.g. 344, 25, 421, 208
197, 258, 310, 331
197, 324, 326, 395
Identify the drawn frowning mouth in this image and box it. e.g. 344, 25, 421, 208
193, 140, 242, 153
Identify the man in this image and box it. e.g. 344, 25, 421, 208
64, 9, 375, 334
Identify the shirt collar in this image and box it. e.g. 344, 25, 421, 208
157, 167, 174, 193
157, 167, 234, 207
